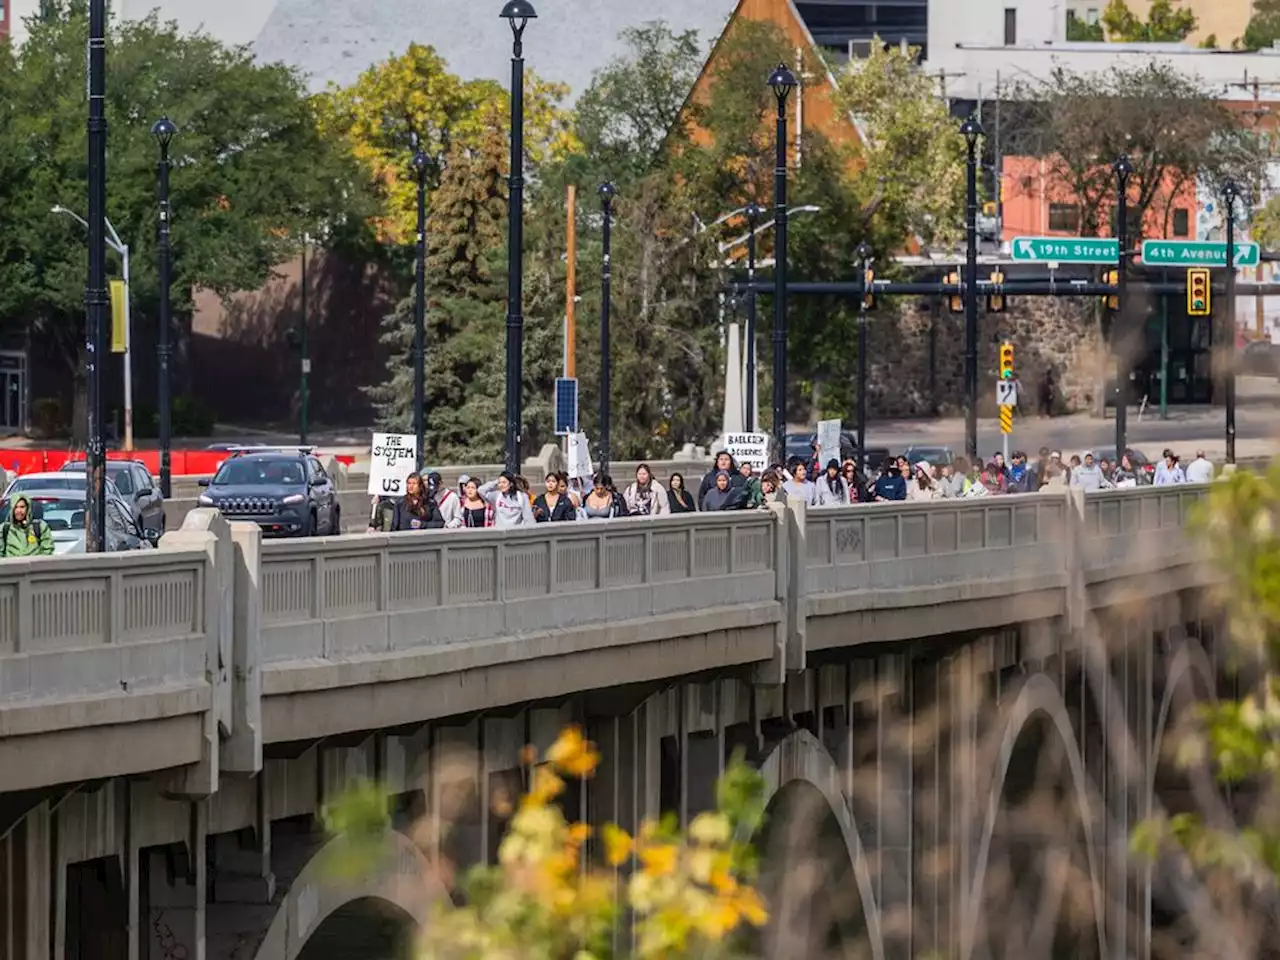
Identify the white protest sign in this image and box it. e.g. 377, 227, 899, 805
567, 432, 593, 479
368, 433, 418, 496
722, 432, 770, 472
816, 419, 842, 459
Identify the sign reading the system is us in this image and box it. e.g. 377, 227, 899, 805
368, 433, 418, 496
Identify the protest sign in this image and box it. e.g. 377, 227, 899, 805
721, 432, 770, 472
368, 433, 417, 496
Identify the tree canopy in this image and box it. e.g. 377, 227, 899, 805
0, 0, 370, 377
1100, 0, 1198, 42
1005, 62, 1257, 238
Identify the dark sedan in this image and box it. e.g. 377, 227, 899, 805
61, 458, 165, 532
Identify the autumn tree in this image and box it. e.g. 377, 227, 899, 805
1243, 0, 1280, 50
834, 43, 966, 252
315, 44, 576, 243
1004, 62, 1257, 239
1101, 0, 1197, 40
1067, 12, 1106, 40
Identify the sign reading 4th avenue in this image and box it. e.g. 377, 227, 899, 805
1140, 239, 1260, 268
1011, 237, 1119, 264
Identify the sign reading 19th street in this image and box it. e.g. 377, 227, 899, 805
1011, 237, 1119, 264
1140, 240, 1260, 268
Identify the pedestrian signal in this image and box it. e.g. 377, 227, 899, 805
987, 270, 1005, 314
1187, 268, 1210, 316
946, 271, 962, 314
999, 341, 1014, 380
1101, 268, 1119, 311
862, 265, 875, 311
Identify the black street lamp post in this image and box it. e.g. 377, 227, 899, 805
299, 234, 309, 446
85, 0, 108, 551
768, 62, 797, 465
151, 116, 177, 500
500, 0, 536, 474
1224, 180, 1240, 465
745, 202, 761, 432
1113, 155, 1133, 459
412, 147, 429, 470
961, 117, 984, 464
856, 241, 872, 466
598, 182, 616, 476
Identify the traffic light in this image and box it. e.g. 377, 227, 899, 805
862, 265, 875, 311
987, 270, 1006, 314
1187, 267, 1210, 316
999, 341, 1015, 380
946, 271, 963, 314
1101, 268, 1119, 311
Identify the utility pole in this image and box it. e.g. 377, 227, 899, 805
84, 0, 108, 552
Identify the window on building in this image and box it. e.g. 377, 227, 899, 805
1172, 208, 1190, 237
1086, 7, 1099, 22
1048, 203, 1080, 233
1004, 8, 1017, 44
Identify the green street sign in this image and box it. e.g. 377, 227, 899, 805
1140, 239, 1260, 268
1010, 237, 1119, 264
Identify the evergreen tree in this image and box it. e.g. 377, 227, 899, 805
367, 122, 508, 461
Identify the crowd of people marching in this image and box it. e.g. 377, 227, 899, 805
366, 444, 1215, 532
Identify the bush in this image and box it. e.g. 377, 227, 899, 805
322, 726, 770, 959
31, 398, 69, 439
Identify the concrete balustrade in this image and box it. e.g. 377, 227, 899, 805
0, 486, 1216, 794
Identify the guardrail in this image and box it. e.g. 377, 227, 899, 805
258, 512, 780, 663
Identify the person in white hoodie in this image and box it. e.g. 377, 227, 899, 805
1184, 450, 1214, 484
479, 472, 535, 527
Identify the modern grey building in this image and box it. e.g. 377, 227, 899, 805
796, 0, 928, 59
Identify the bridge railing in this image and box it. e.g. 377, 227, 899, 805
805, 495, 1071, 597
0, 546, 211, 703
1079, 483, 1209, 582
258, 511, 781, 664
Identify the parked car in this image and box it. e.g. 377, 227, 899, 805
784, 431, 860, 466
0, 489, 156, 555
59, 458, 164, 532
903, 446, 956, 467
4, 471, 133, 516
197, 448, 339, 537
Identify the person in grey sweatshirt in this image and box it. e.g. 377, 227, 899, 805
1069, 451, 1104, 492
479, 472, 535, 528
781, 459, 819, 506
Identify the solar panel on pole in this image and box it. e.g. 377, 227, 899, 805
554, 377, 578, 435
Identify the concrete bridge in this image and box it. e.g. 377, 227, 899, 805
0, 486, 1225, 959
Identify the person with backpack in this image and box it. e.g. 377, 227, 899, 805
2, 496, 54, 557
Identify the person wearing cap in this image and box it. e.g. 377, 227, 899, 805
1185, 449, 1214, 484
906, 461, 939, 501
427, 471, 463, 528
1069, 451, 1104, 492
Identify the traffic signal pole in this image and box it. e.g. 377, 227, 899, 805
1224, 182, 1240, 465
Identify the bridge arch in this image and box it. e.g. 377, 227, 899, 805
962, 673, 1107, 960
753, 729, 886, 960
1149, 632, 1216, 808
252, 829, 445, 960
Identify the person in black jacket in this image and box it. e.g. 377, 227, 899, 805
532, 472, 577, 522
392, 472, 445, 531
667, 473, 697, 513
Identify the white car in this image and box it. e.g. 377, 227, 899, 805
4, 471, 130, 513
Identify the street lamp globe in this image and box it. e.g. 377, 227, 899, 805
745, 202, 763, 222
598, 181, 617, 201
410, 148, 429, 182
499, 0, 536, 38
150, 116, 177, 151
959, 116, 984, 148
1113, 155, 1133, 180
856, 241, 873, 261
1223, 180, 1241, 202
768, 62, 797, 105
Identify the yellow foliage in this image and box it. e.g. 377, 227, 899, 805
411, 725, 768, 960
313, 42, 579, 244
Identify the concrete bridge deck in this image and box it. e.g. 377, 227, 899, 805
0, 485, 1224, 960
